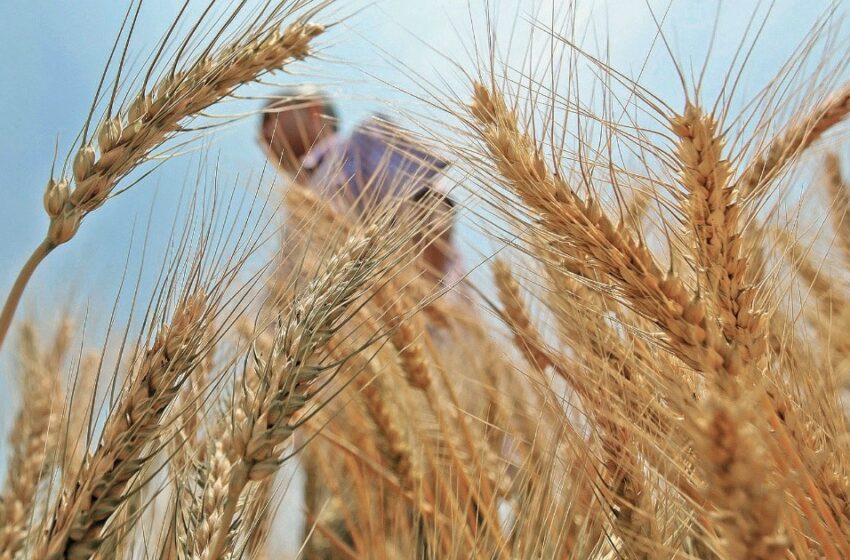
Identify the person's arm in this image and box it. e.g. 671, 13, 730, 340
410, 186, 457, 281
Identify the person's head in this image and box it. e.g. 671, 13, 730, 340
260, 86, 338, 173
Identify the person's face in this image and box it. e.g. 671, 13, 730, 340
262, 100, 331, 173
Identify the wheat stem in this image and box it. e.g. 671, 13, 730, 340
0, 239, 53, 351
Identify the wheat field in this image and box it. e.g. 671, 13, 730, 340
1, 1, 850, 559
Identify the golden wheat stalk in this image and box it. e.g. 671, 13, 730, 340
193, 226, 397, 560
469, 82, 731, 376
671, 103, 767, 375
469, 79, 850, 558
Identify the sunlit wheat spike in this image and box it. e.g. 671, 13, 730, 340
37, 294, 209, 560
0, 3, 329, 352
191, 225, 398, 560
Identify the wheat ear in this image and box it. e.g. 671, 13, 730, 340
670, 108, 784, 554
740, 80, 850, 199
0, 19, 325, 351
469, 83, 733, 376
694, 395, 788, 559
36, 293, 207, 560
472, 81, 850, 557
0, 322, 68, 559
197, 227, 390, 560
671, 103, 766, 371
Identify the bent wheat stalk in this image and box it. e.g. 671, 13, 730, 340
0, 16, 325, 351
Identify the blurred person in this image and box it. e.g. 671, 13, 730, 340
259, 86, 461, 291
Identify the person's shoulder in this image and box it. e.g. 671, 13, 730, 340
350, 115, 450, 173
